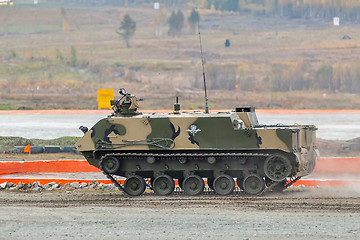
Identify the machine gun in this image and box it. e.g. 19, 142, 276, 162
110, 88, 142, 115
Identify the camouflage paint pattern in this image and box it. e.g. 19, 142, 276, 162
76, 110, 318, 178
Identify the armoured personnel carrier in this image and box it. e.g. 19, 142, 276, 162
76, 89, 318, 196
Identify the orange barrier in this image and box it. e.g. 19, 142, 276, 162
1, 157, 359, 175
0, 158, 359, 188
0, 160, 99, 175
0, 178, 112, 186
314, 157, 360, 173
1, 178, 358, 188
292, 179, 360, 187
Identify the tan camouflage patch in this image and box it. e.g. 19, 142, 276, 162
257, 129, 291, 152
108, 117, 152, 150
170, 116, 200, 149
76, 129, 95, 151
236, 113, 252, 128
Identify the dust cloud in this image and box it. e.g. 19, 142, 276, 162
286, 184, 360, 198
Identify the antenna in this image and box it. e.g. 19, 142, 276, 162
198, 29, 209, 113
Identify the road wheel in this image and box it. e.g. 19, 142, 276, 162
183, 175, 204, 196
213, 174, 235, 195
243, 174, 265, 195
153, 175, 175, 196
124, 175, 146, 196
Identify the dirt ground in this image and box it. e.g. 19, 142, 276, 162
0, 187, 359, 240
1, 139, 359, 239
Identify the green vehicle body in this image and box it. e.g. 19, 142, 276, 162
76, 89, 318, 196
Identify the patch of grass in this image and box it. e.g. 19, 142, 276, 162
0, 105, 14, 110
0, 136, 80, 152
114, 60, 186, 71
347, 137, 360, 143
0, 136, 32, 152
8, 25, 59, 33
156, 62, 184, 71
32, 136, 80, 146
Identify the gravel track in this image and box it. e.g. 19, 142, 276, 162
0, 187, 359, 240
0, 190, 360, 212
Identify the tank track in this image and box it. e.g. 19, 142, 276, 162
99, 156, 128, 195
263, 176, 301, 194
101, 151, 270, 159
99, 152, 297, 196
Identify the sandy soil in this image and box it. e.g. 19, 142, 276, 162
0, 187, 359, 240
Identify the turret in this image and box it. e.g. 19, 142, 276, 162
110, 88, 142, 116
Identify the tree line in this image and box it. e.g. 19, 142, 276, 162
204, 0, 360, 23
50, 0, 360, 23
265, 60, 360, 93
195, 60, 360, 93
118, 9, 199, 47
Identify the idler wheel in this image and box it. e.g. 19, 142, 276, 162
124, 175, 146, 196
153, 175, 175, 196
213, 174, 235, 195
243, 174, 265, 195
183, 175, 204, 196
102, 156, 120, 174
264, 154, 292, 182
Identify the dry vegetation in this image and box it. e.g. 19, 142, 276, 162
1, 2, 360, 110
